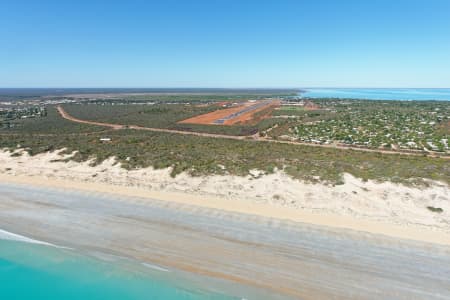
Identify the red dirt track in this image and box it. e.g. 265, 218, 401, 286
179, 100, 280, 125
55, 105, 449, 159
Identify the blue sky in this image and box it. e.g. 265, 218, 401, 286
1, 0, 449, 88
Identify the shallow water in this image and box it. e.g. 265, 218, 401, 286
1, 182, 450, 299
301, 88, 450, 100
0, 238, 238, 300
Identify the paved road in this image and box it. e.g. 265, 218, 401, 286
1, 183, 450, 300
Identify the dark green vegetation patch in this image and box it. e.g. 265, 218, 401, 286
427, 206, 444, 213
0, 106, 448, 186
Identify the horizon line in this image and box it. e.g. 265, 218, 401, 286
0, 87, 450, 90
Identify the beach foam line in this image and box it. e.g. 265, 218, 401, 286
142, 262, 170, 272
0, 229, 68, 248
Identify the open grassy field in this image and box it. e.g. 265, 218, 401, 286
275, 106, 305, 112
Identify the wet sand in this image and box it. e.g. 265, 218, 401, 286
1, 171, 450, 246
1, 182, 450, 299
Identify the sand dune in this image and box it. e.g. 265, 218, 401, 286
0, 149, 449, 245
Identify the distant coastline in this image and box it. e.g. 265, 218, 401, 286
0, 88, 300, 99
2, 87, 450, 101
300, 88, 450, 101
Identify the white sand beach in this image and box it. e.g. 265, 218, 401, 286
0, 149, 449, 245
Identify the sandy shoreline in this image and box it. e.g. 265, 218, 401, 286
1, 181, 450, 299
1, 149, 449, 245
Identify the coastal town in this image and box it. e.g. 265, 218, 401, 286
276, 99, 450, 153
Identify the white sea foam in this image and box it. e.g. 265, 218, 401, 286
142, 262, 170, 272
0, 229, 58, 247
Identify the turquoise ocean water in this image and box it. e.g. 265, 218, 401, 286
301, 88, 450, 100
0, 238, 238, 300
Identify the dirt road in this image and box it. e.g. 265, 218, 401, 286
56, 105, 449, 158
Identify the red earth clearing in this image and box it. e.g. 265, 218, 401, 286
179, 100, 280, 126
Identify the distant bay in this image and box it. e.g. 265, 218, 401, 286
300, 88, 450, 101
